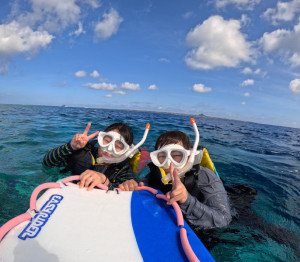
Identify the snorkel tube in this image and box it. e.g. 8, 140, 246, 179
161, 118, 200, 184
96, 123, 150, 164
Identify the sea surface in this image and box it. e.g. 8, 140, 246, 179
0, 104, 299, 261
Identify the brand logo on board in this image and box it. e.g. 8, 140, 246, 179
18, 194, 63, 240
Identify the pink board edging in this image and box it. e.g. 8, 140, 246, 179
0, 212, 32, 242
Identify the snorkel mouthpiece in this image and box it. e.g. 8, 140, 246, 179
96, 123, 150, 164
161, 118, 200, 184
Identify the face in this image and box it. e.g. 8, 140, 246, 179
98, 129, 122, 159
160, 141, 188, 173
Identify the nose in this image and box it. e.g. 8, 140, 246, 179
167, 159, 171, 167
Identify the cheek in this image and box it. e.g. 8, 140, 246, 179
98, 148, 103, 156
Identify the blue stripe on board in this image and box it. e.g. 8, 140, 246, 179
131, 191, 215, 262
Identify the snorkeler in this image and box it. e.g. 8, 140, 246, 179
43, 122, 150, 190
119, 119, 232, 229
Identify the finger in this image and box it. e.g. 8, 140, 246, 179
173, 168, 180, 182
119, 184, 125, 190
138, 182, 144, 187
169, 162, 177, 189
83, 123, 91, 136
166, 191, 171, 200
124, 184, 130, 191
84, 177, 93, 188
88, 181, 98, 191
128, 182, 136, 191
87, 131, 99, 140
79, 172, 89, 188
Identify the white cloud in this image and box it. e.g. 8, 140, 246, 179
260, 21, 300, 67
121, 82, 140, 91
0, 21, 54, 72
215, 0, 260, 10
0, 0, 101, 73
83, 82, 117, 90
185, 15, 253, 70
73, 22, 85, 36
90, 70, 100, 78
105, 94, 112, 98
244, 92, 250, 96
262, 0, 300, 25
83, 0, 101, 9
242, 67, 259, 74
240, 79, 254, 86
0, 21, 54, 57
148, 84, 159, 90
75, 70, 87, 77
289, 78, 300, 93
16, 0, 92, 34
94, 9, 123, 40
241, 101, 246, 105
192, 83, 212, 93
114, 90, 126, 95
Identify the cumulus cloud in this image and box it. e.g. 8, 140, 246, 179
241, 101, 246, 105
0, 21, 54, 72
185, 15, 253, 70
240, 79, 254, 86
192, 83, 212, 93
289, 78, 300, 93
0, 0, 101, 73
83, 82, 117, 90
94, 9, 123, 40
114, 90, 126, 95
90, 70, 100, 78
215, 0, 260, 10
262, 0, 300, 25
75, 70, 87, 77
15, 0, 99, 34
241, 67, 264, 75
244, 92, 250, 96
260, 21, 300, 67
0, 21, 54, 57
121, 82, 140, 91
148, 84, 159, 90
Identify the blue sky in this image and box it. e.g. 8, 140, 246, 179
0, 0, 300, 128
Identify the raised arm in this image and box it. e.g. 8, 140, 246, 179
42, 123, 99, 168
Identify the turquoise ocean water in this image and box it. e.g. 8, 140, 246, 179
0, 104, 299, 261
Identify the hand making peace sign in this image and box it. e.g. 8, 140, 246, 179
166, 162, 188, 205
70, 123, 99, 150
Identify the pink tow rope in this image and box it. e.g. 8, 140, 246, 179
0, 176, 200, 262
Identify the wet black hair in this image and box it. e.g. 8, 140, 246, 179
105, 123, 134, 145
155, 131, 191, 150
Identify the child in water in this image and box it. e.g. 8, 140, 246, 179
43, 122, 149, 190
119, 119, 232, 229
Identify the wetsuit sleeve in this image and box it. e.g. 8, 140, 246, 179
108, 163, 135, 190
179, 166, 232, 229
42, 142, 74, 167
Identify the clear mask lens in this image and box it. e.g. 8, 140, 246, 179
150, 144, 190, 169
98, 131, 129, 156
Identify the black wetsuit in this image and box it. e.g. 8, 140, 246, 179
42, 141, 134, 189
